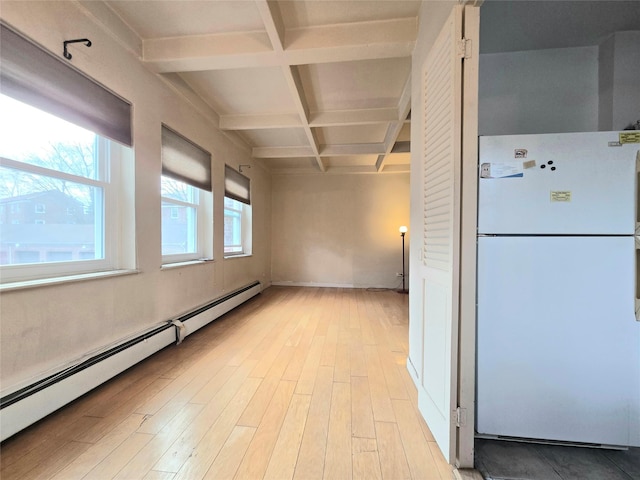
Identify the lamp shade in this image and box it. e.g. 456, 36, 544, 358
399, 226, 408, 234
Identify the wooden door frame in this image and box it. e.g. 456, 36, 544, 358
457, 3, 480, 470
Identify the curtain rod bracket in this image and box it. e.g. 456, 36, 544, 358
63, 38, 92, 60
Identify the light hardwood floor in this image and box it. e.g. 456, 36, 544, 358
0, 286, 452, 480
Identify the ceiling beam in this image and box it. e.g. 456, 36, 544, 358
255, 0, 325, 172
321, 143, 386, 156
376, 76, 412, 172
219, 113, 302, 130
285, 18, 416, 65
253, 146, 316, 158
310, 108, 399, 127
141, 18, 415, 74
283, 66, 326, 171
219, 107, 401, 131
259, 0, 286, 49
270, 163, 410, 176
378, 164, 410, 174
143, 31, 278, 72
253, 142, 391, 158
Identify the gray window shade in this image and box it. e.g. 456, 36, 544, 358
225, 165, 250, 205
162, 126, 212, 192
0, 23, 132, 146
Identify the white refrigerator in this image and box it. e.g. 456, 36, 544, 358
476, 131, 640, 447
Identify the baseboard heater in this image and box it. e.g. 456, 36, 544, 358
0, 281, 261, 442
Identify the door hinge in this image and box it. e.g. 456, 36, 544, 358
457, 38, 472, 59
455, 407, 467, 427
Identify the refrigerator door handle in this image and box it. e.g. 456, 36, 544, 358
636, 237, 640, 321
636, 150, 640, 237
636, 151, 639, 321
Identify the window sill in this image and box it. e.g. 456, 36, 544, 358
224, 253, 252, 260
161, 258, 214, 270
0, 269, 139, 293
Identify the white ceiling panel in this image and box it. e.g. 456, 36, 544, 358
324, 155, 378, 167
279, 0, 421, 28
262, 157, 319, 170
315, 124, 388, 145
107, 1, 265, 39
239, 128, 310, 148
179, 67, 297, 115
299, 57, 411, 111
384, 152, 411, 165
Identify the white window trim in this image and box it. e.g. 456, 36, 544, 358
0, 268, 138, 293
224, 200, 243, 255
224, 197, 252, 258
161, 178, 212, 265
0, 140, 133, 285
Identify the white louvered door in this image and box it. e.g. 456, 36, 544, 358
414, 5, 463, 462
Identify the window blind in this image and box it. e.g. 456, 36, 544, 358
225, 165, 250, 205
0, 22, 132, 146
162, 125, 212, 192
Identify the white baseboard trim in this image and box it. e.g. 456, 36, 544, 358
0, 281, 261, 441
271, 281, 397, 289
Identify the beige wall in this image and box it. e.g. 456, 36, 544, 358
0, 2, 271, 391
271, 173, 410, 288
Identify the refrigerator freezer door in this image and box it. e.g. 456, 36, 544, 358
478, 132, 636, 235
476, 236, 640, 446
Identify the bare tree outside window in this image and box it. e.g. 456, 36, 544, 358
0, 94, 106, 266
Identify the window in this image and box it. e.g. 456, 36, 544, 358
224, 197, 243, 254
161, 176, 199, 257
0, 24, 133, 284
161, 126, 212, 264
0, 94, 131, 283
224, 165, 252, 256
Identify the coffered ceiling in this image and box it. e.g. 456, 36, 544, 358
102, 0, 419, 175
93, 0, 640, 175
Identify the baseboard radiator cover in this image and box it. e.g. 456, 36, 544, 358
0, 281, 261, 441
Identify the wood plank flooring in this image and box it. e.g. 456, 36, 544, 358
0, 286, 451, 480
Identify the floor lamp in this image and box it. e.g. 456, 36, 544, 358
399, 226, 408, 294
